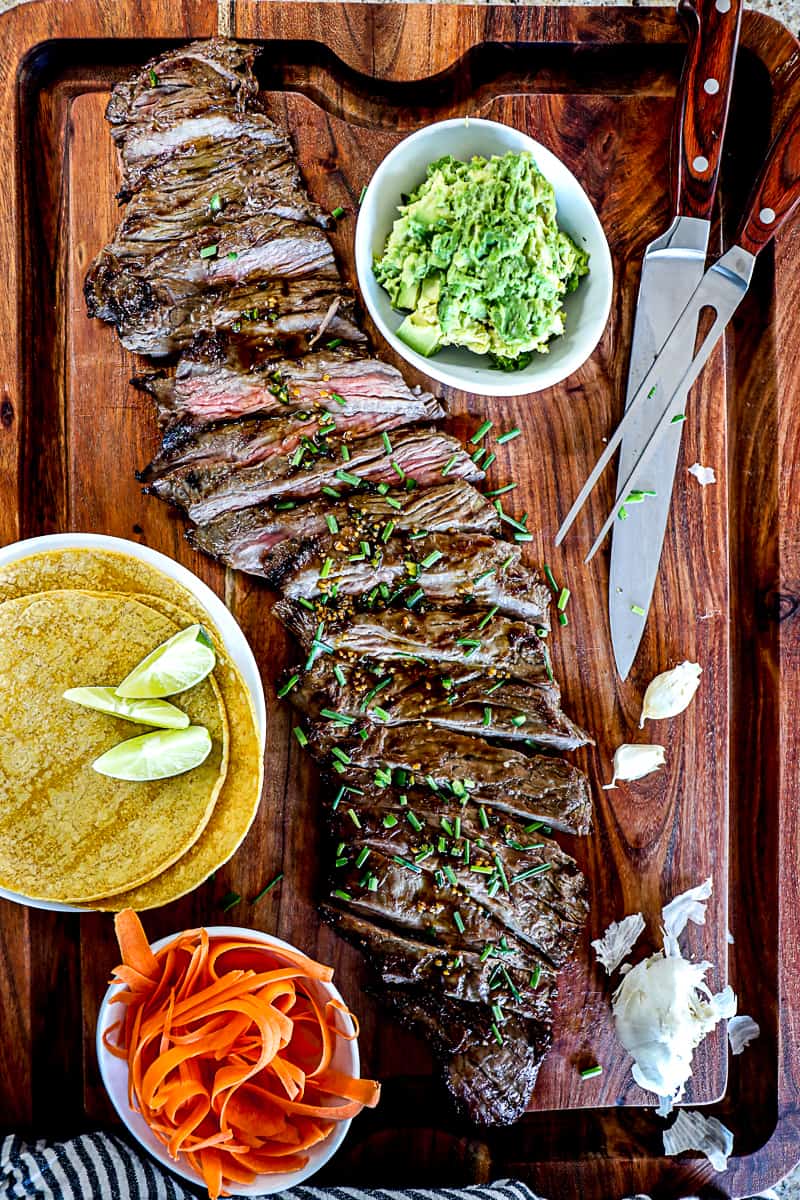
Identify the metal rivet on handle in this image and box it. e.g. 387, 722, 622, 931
693, 155, 710, 173
759, 207, 776, 224
704, 78, 720, 95
716, 0, 731, 11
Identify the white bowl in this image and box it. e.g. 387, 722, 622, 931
97, 925, 359, 1196
355, 117, 613, 397
0, 533, 267, 914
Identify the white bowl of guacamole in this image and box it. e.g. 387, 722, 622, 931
356, 118, 613, 397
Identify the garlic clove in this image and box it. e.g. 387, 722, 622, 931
602, 743, 666, 789
639, 660, 702, 728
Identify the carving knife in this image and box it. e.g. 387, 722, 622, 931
609, 0, 742, 680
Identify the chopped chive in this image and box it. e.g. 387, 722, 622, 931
495, 507, 528, 534
277, 674, 299, 699
510, 714, 526, 727
347, 807, 362, 829
472, 447, 487, 466
647, 385, 657, 398
386, 496, 403, 511
293, 726, 308, 748
500, 554, 514, 573
331, 205, 345, 219
443, 864, 458, 887
491, 1022, 504, 1046
440, 817, 454, 836
420, 549, 443, 568
631, 604, 646, 616
355, 847, 370, 869
322, 486, 341, 500
148, 68, 159, 86
392, 855, 422, 874
297, 597, 315, 611
485, 679, 505, 696
227, 251, 238, 261
453, 911, 466, 934
493, 856, 510, 892
331, 747, 351, 765
335, 469, 362, 485
382, 813, 398, 828
209, 192, 222, 213
557, 587, 570, 611
496, 428, 521, 445
471, 863, 493, 874
406, 588, 425, 608
441, 454, 460, 477
618, 506, 628, 521
372, 705, 390, 722
330, 392, 347, 406
326, 337, 343, 349
220, 891, 241, 912
382, 431, 393, 454
483, 453, 496, 470
477, 606, 498, 631
333, 889, 352, 901
457, 638, 481, 650
252, 872, 284, 902
470, 420, 494, 444
543, 564, 559, 594
492, 1003, 504, 1022
671, 412, 686, 424
558, 611, 569, 626
333, 665, 346, 688
514, 532, 533, 542
580, 1065, 603, 1080
512, 863, 552, 884
530, 964, 542, 989
326, 513, 339, 534
480, 944, 493, 963
358, 185, 368, 205
407, 811, 423, 832
482, 706, 492, 727
486, 483, 518, 497
320, 708, 355, 725
199, 244, 218, 259
340, 445, 351, 463
320, 557, 333, 580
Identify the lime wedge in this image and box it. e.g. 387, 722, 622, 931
63, 687, 190, 729
92, 726, 212, 781
116, 624, 216, 699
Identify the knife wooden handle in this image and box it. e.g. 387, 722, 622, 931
673, 0, 743, 221
737, 102, 800, 255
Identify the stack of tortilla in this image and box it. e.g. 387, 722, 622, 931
0, 548, 263, 910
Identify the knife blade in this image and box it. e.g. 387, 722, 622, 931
609, 0, 742, 680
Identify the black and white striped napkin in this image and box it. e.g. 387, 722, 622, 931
1, 1134, 546, 1200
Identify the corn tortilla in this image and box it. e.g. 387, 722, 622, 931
0, 549, 264, 910
0, 590, 228, 903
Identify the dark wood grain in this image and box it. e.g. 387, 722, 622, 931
673, 0, 743, 220
736, 75, 800, 253
0, 3, 799, 1198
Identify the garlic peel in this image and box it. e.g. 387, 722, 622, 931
688, 462, 717, 487
728, 1014, 760, 1055
661, 876, 712, 957
639, 661, 702, 728
592, 913, 645, 975
662, 1109, 733, 1172
603, 744, 665, 789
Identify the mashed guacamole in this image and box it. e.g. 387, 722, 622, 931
374, 151, 589, 370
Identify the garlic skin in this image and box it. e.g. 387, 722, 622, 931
602, 743, 665, 789
688, 462, 716, 486
639, 661, 702, 728
663, 1109, 733, 1172
591, 912, 646, 975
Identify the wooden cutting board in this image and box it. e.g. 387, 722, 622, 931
1, 3, 800, 1198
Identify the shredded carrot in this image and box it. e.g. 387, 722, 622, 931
105, 910, 380, 1199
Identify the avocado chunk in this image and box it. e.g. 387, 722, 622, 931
397, 312, 442, 357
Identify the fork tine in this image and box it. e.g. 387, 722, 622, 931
554, 410, 640, 545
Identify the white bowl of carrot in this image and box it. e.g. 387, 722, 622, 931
97, 911, 380, 1198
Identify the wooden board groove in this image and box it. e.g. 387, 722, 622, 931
0, 5, 799, 1198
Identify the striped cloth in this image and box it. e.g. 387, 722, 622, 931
1, 1135, 547, 1200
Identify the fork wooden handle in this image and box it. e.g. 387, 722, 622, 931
673, 0, 743, 221
737, 101, 800, 255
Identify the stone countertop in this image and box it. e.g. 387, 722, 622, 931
0, 0, 797, 1196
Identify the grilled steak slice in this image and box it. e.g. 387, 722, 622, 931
377, 986, 551, 1126
287, 658, 589, 751
139, 391, 444, 482
322, 908, 557, 1021
325, 799, 587, 964
276, 603, 554, 685
309, 726, 592, 835
139, 352, 441, 434
280, 533, 551, 626
149, 430, 483, 523
188, 481, 499, 583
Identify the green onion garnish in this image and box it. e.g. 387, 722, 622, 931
483, 453, 496, 469
355, 847, 370, 869
512, 863, 552, 883
543, 564, 559, 594
486, 483, 517, 497
383, 814, 398, 828
443, 864, 458, 887
477, 606, 498, 631
453, 911, 465, 934
441, 455, 460, 477
332, 889, 352, 901
470, 420, 493, 444
331, 747, 351, 765
500, 554, 514, 573
293, 726, 308, 747
671, 412, 686, 424
482, 706, 492, 727
392, 855, 422, 874
472, 447, 487, 466
557, 588, 570, 611
335, 469, 362, 485
473, 569, 494, 585
358, 185, 368, 205
420, 550, 443, 568
510, 714, 526, 727
277, 674, 299, 698
382, 431, 393, 454
491, 1022, 504, 1046
406, 588, 425, 608
331, 205, 345, 219
252, 872, 284, 902
220, 891, 241, 912
200, 244, 218, 259
333, 664, 346, 687
326, 338, 343, 349
530, 964, 542, 989
496, 428, 521, 445
320, 708, 355, 725
330, 392, 347, 406
386, 497, 403, 511
148, 68, 159, 86
580, 1065, 603, 1080
631, 604, 646, 616
372, 705, 390, 722
347, 807, 361, 828
326, 513, 339, 534
209, 192, 222, 213
407, 811, 423, 832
